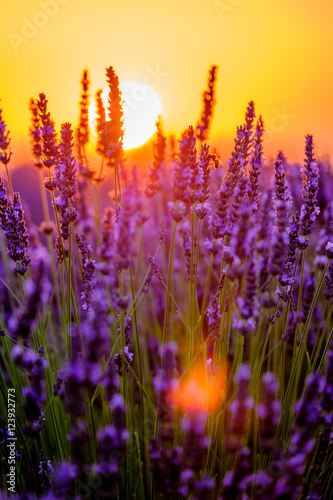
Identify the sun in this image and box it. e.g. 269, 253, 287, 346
88, 82, 162, 150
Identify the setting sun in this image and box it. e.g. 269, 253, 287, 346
88, 82, 162, 151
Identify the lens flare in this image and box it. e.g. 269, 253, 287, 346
167, 362, 227, 413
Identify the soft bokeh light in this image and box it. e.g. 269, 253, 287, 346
167, 362, 227, 412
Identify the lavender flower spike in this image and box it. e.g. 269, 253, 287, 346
0, 180, 30, 275
55, 122, 78, 240
0, 101, 12, 165
195, 65, 218, 142
37, 93, 58, 169
298, 134, 320, 247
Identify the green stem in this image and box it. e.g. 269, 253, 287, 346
162, 220, 177, 350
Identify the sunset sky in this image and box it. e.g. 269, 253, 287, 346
1, 0, 333, 167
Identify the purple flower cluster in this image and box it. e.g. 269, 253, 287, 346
115, 187, 136, 270
0, 101, 12, 165
211, 101, 255, 241
146, 117, 166, 198
29, 98, 43, 169
226, 364, 254, 451
12, 345, 47, 437
142, 254, 163, 294
55, 123, 78, 240
2, 66, 333, 500
8, 258, 51, 338
207, 295, 222, 341
75, 233, 96, 310
114, 315, 133, 376
269, 153, 291, 277
150, 410, 214, 498
299, 135, 320, 246
37, 93, 58, 169
0, 180, 30, 275
248, 115, 264, 212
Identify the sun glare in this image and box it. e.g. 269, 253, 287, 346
167, 363, 227, 413
88, 82, 162, 150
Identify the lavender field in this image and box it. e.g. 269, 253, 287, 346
0, 66, 333, 499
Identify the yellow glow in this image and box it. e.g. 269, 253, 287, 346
167, 363, 227, 413
88, 82, 162, 151
1, 0, 333, 165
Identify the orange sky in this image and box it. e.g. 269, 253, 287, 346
1, 0, 333, 167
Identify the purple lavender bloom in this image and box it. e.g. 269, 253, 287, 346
157, 216, 167, 245
146, 117, 166, 198
92, 395, 128, 498
211, 102, 255, 241
284, 211, 300, 280
0, 101, 12, 165
51, 461, 77, 499
142, 254, 163, 294
37, 93, 58, 169
291, 372, 324, 454
168, 200, 187, 223
248, 116, 264, 212
207, 295, 222, 341
113, 314, 134, 376
211, 180, 231, 240
53, 370, 64, 397
182, 412, 210, 473
269, 153, 291, 277
257, 372, 281, 452
75, 233, 96, 310
298, 135, 320, 246
115, 188, 135, 270
54, 123, 78, 240
233, 256, 259, 336
299, 271, 316, 323
103, 357, 120, 404
12, 345, 47, 436
99, 207, 115, 267
172, 129, 194, 202
153, 342, 178, 443
180, 225, 193, 281
29, 98, 43, 170
80, 290, 110, 381
39, 449, 53, 492
8, 258, 50, 339
196, 143, 211, 204
63, 359, 86, 419
264, 373, 326, 499
227, 364, 254, 451
254, 190, 274, 290
222, 447, 252, 499
0, 181, 30, 275
178, 126, 201, 204
231, 194, 254, 264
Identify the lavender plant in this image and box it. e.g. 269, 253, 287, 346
0, 65, 333, 500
